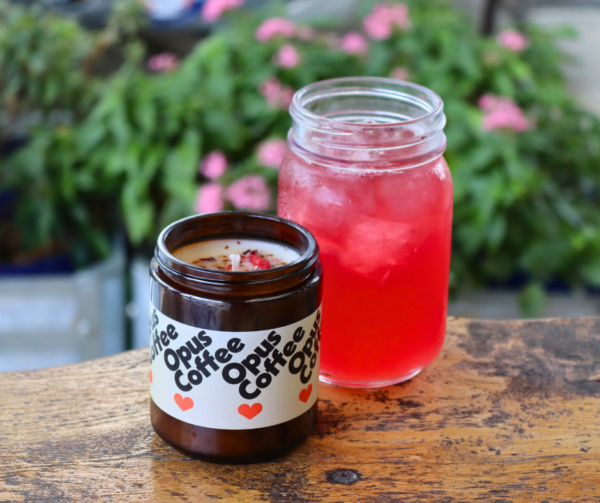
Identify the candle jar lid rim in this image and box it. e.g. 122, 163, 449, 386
155, 212, 319, 285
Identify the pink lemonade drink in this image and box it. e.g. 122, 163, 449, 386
277, 78, 453, 387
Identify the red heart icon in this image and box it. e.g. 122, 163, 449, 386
299, 384, 313, 403
174, 393, 194, 412
150, 370, 153, 383
238, 403, 263, 419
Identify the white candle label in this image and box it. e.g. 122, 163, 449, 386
149, 303, 321, 430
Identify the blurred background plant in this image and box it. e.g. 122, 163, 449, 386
1, 0, 599, 316
0, 0, 144, 266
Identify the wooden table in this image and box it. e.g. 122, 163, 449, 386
1, 317, 599, 502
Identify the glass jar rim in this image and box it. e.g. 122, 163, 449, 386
155, 212, 319, 286
290, 76, 445, 134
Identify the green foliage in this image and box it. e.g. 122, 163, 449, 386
0, 1, 96, 139
519, 282, 547, 318
1, 0, 599, 310
0, 0, 145, 265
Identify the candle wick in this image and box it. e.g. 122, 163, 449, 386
230, 254, 241, 272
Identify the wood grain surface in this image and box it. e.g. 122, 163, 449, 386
1, 317, 599, 502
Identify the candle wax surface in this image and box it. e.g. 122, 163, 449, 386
173, 239, 300, 271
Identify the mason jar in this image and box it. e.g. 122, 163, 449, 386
278, 77, 452, 388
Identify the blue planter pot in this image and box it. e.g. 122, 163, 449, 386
0, 254, 75, 276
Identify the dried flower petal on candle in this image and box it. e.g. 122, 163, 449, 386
248, 251, 272, 270
191, 250, 286, 271
175, 239, 299, 271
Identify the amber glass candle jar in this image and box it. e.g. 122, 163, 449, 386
149, 212, 322, 463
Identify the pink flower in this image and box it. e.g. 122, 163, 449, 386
478, 94, 500, 111
274, 44, 301, 68
147, 53, 179, 72
363, 3, 410, 40
259, 77, 294, 110
195, 183, 224, 214
226, 175, 271, 211
279, 87, 294, 108
364, 5, 392, 40
341, 32, 368, 55
255, 17, 296, 42
497, 29, 528, 52
200, 151, 228, 180
479, 94, 531, 132
257, 139, 288, 169
389, 3, 410, 28
297, 27, 314, 41
391, 66, 409, 81
201, 0, 243, 22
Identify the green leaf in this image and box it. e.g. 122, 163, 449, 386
140, 144, 165, 182
580, 256, 600, 287
121, 178, 153, 245
518, 283, 547, 318
133, 94, 156, 136
77, 123, 106, 154
110, 100, 131, 146
487, 215, 506, 251
163, 129, 202, 192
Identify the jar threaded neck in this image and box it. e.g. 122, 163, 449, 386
289, 77, 446, 168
